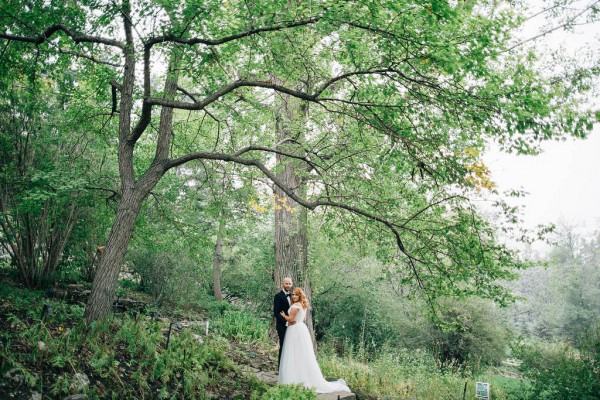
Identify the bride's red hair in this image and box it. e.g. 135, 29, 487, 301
292, 287, 309, 309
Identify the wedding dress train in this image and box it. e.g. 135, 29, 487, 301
278, 304, 351, 393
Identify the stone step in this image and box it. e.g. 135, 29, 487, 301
317, 391, 356, 400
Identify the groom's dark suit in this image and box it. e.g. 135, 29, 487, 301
273, 289, 290, 366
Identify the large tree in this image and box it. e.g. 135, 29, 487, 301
1, 0, 593, 321
273, 87, 314, 339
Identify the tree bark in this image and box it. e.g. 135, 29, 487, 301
213, 217, 225, 301
272, 86, 315, 344
274, 187, 313, 342
83, 18, 180, 321
83, 189, 144, 320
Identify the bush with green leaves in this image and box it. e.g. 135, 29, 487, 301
0, 69, 116, 289
310, 234, 405, 353
508, 227, 600, 346
509, 332, 600, 400
212, 309, 270, 344
429, 299, 511, 371
129, 247, 209, 307
252, 384, 317, 400
317, 341, 522, 400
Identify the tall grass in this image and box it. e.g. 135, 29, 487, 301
317, 342, 519, 399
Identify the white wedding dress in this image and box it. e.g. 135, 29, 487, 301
278, 304, 351, 393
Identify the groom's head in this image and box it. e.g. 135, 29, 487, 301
282, 277, 293, 293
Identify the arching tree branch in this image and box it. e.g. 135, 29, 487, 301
146, 79, 318, 110
145, 17, 321, 48
0, 24, 125, 49
164, 150, 409, 254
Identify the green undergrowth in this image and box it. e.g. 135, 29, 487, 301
211, 309, 271, 345
507, 337, 600, 400
0, 281, 285, 399
251, 384, 317, 400
317, 343, 521, 400
1, 280, 532, 400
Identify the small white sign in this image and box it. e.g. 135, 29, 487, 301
476, 382, 490, 399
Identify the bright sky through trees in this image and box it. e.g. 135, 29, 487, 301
484, 0, 600, 237
486, 128, 600, 231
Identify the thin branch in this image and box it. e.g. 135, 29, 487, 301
147, 66, 428, 112
146, 17, 320, 48
0, 24, 125, 49
0, 39, 10, 58
233, 145, 322, 172
314, 68, 393, 97
56, 49, 121, 67
521, 3, 566, 24
84, 185, 120, 200
177, 86, 198, 102
504, 0, 600, 53
110, 80, 121, 114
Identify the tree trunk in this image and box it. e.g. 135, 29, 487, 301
83, 189, 144, 321
43, 203, 78, 283
274, 188, 313, 342
272, 87, 315, 344
83, 29, 179, 321
213, 217, 225, 301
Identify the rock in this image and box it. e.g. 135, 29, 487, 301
64, 394, 88, 400
254, 371, 278, 386
69, 372, 90, 392
192, 334, 204, 344
172, 322, 184, 331
239, 365, 259, 374
317, 392, 356, 400
4, 368, 23, 383
30, 391, 42, 400
239, 365, 278, 386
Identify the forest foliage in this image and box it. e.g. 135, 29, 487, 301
1, 0, 599, 398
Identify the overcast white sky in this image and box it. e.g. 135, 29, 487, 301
483, 1, 600, 237
485, 128, 600, 231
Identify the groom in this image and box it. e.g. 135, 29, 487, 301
273, 276, 295, 367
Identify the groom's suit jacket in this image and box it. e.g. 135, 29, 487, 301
273, 290, 290, 329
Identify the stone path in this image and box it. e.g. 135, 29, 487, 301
317, 391, 356, 400
239, 366, 356, 399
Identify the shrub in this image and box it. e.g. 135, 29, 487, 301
430, 299, 511, 371
252, 384, 317, 400
129, 248, 208, 306
212, 309, 270, 344
510, 331, 600, 400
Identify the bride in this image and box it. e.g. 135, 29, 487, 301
278, 287, 351, 394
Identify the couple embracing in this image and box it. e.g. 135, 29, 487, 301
273, 277, 351, 394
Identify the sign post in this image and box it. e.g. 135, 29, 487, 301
476, 382, 490, 400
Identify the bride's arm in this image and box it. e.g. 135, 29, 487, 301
280, 307, 298, 322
